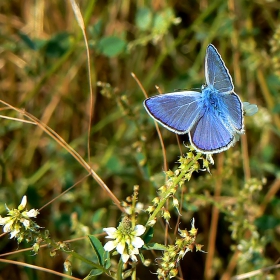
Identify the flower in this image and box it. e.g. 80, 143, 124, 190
103, 216, 146, 263
0, 195, 40, 242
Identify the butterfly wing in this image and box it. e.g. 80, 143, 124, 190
189, 110, 236, 153
205, 44, 234, 93
221, 92, 244, 132
144, 91, 203, 134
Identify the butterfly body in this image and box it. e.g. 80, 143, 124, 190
144, 44, 244, 154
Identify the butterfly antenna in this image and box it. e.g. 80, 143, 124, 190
173, 87, 201, 92
155, 85, 162, 94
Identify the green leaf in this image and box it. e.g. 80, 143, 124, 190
84, 268, 103, 279
104, 250, 111, 269
88, 235, 106, 266
97, 36, 126, 57
153, 8, 175, 34
255, 215, 280, 230
139, 252, 145, 263
44, 32, 71, 58
144, 242, 167, 251
136, 7, 153, 31
142, 226, 153, 244
88, 19, 103, 39
18, 32, 37, 50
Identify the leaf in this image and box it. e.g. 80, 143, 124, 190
104, 250, 111, 269
136, 7, 153, 31
97, 36, 126, 57
142, 226, 153, 244
88, 19, 103, 39
88, 235, 106, 266
44, 32, 71, 58
84, 268, 103, 279
255, 215, 280, 230
143, 242, 167, 251
18, 32, 37, 50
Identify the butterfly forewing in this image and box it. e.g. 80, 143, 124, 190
189, 111, 235, 153
205, 44, 234, 93
144, 91, 202, 134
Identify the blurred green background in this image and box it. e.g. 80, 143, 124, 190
0, 0, 280, 279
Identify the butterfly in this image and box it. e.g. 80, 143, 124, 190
143, 44, 244, 154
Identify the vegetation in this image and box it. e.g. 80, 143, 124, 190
0, 0, 279, 279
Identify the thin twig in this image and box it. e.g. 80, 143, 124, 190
0, 99, 124, 212
0, 258, 81, 280
69, 0, 95, 164
131, 73, 168, 172
204, 153, 224, 280
231, 264, 280, 280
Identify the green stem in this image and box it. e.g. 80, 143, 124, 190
146, 154, 201, 226
117, 259, 123, 280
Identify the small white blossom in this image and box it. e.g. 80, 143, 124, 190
0, 195, 40, 244
103, 217, 146, 263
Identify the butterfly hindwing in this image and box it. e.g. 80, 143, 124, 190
144, 91, 202, 134
189, 110, 235, 153
205, 44, 234, 93
221, 92, 244, 132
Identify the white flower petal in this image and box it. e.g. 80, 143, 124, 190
104, 240, 117, 252
129, 247, 139, 256
25, 209, 39, 218
131, 236, 144, 248
103, 227, 117, 237
116, 241, 125, 254
19, 196, 27, 210
121, 253, 129, 263
10, 229, 20, 239
22, 219, 30, 228
125, 207, 132, 215
134, 225, 146, 236
130, 254, 138, 262
3, 220, 13, 232
0, 216, 10, 225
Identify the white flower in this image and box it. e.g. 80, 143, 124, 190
103, 217, 146, 263
0, 196, 40, 244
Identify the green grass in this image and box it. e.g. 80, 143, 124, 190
0, 0, 280, 279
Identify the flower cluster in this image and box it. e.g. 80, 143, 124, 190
157, 219, 205, 279
0, 196, 40, 243
103, 216, 146, 263
146, 151, 211, 227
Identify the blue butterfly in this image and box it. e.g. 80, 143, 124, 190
143, 44, 244, 154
